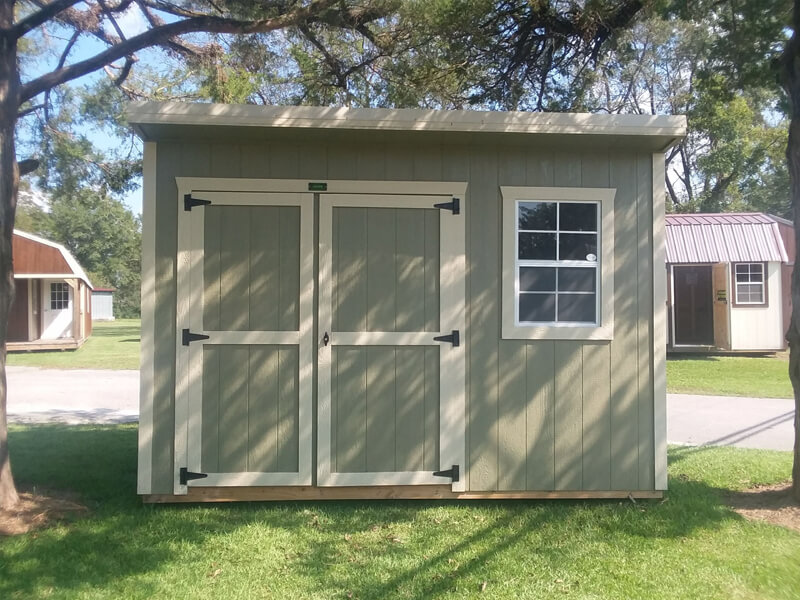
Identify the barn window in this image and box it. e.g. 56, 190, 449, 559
733, 263, 766, 305
501, 187, 616, 340
50, 282, 69, 310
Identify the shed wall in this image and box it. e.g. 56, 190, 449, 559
730, 262, 784, 351
92, 292, 115, 320
146, 139, 656, 494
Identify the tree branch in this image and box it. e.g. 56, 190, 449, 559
20, 0, 340, 104
12, 0, 85, 38
17, 103, 46, 118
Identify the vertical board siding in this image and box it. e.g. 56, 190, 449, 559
580, 155, 613, 490
204, 206, 300, 331
201, 345, 300, 474
151, 139, 656, 495
334, 207, 440, 332
609, 154, 642, 490
468, 146, 500, 491
334, 208, 368, 332
551, 153, 584, 491
332, 346, 439, 473
581, 344, 611, 489
497, 149, 528, 491
637, 155, 655, 489
525, 342, 556, 489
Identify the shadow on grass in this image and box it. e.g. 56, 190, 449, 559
90, 325, 141, 339
1, 425, 749, 599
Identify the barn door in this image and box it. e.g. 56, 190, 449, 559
317, 194, 466, 491
174, 190, 314, 493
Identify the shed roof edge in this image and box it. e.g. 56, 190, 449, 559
127, 102, 687, 142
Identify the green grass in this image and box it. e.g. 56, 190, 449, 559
667, 354, 792, 398
7, 319, 140, 370
1, 426, 798, 599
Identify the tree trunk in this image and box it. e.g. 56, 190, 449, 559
0, 0, 21, 510
782, 0, 800, 502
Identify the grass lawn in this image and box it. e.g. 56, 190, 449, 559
7, 319, 140, 370
1, 426, 798, 599
667, 354, 792, 398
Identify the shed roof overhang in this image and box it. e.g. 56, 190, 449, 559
127, 102, 686, 153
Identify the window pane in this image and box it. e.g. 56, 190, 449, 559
558, 293, 596, 323
519, 293, 556, 322
735, 271, 750, 283
735, 264, 749, 275
559, 233, 597, 261
558, 267, 596, 292
750, 266, 763, 282
519, 232, 556, 260
520, 267, 556, 292
738, 284, 763, 303
518, 202, 556, 231
560, 203, 597, 232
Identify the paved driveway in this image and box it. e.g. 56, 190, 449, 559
7, 366, 138, 424
6, 367, 797, 452
667, 393, 794, 451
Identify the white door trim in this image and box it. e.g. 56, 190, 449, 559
317, 190, 466, 491
174, 186, 314, 494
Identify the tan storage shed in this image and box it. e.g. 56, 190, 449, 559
129, 102, 686, 502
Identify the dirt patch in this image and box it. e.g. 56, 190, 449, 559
726, 482, 800, 533
0, 490, 87, 536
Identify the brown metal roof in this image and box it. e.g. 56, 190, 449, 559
665, 213, 789, 264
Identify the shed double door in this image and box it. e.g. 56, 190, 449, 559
175, 184, 465, 494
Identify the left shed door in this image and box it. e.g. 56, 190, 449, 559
174, 190, 314, 494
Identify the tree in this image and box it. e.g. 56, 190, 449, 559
577, 5, 791, 215
0, 0, 648, 510
780, 0, 800, 502
0, 0, 403, 511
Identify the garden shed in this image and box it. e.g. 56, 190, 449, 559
91, 288, 115, 321
665, 213, 790, 352
9, 229, 93, 351
129, 102, 686, 502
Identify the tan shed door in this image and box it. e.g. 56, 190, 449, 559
712, 263, 730, 350
174, 191, 314, 493
317, 194, 466, 492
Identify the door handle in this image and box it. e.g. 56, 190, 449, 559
322, 331, 330, 347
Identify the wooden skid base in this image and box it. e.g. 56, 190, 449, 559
143, 486, 664, 503
8, 338, 84, 352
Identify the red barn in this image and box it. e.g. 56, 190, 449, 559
9, 230, 93, 351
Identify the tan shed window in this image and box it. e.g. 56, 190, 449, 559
501, 187, 616, 340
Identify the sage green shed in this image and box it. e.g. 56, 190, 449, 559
129, 102, 686, 502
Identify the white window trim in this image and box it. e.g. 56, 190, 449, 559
733, 262, 766, 305
501, 186, 615, 340
50, 282, 70, 310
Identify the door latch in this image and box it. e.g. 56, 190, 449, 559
322, 331, 330, 346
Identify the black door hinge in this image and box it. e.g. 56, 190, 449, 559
179, 467, 208, 485
182, 328, 210, 346
433, 465, 460, 482
433, 330, 460, 347
184, 194, 212, 211
433, 197, 460, 215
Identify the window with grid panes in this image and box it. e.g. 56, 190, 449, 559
516, 201, 599, 324
733, 263, 765, 305
50, 282, 69, 310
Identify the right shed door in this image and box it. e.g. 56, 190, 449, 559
317, 194, 466, 492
